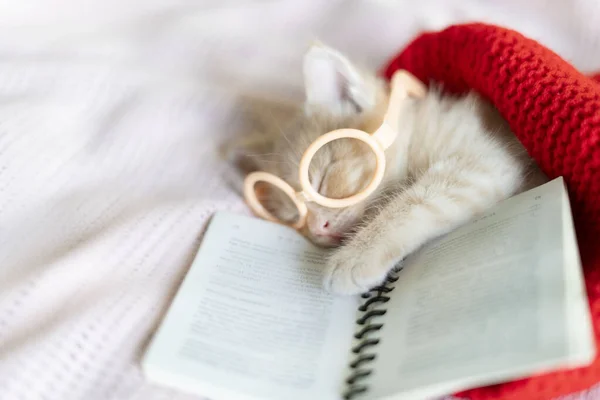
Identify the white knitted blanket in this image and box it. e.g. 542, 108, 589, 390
1, 1, 599, 399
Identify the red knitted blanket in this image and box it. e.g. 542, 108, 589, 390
382, 23, 600, 400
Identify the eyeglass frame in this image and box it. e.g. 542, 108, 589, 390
243, 70, 427, 229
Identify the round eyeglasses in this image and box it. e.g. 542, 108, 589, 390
243, 70, 426, 229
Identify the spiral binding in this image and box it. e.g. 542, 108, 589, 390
343, 265, 403, 400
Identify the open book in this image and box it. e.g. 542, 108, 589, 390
141, 177, 595, 400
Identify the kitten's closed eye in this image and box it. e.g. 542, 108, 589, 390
319, 157, 374, 199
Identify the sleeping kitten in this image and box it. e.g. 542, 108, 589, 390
225, 44, 546, 295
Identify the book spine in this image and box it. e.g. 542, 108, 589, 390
343, 266, 403, 400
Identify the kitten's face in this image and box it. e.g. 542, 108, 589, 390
261, 114, 380, 247
247, 44, 388, 248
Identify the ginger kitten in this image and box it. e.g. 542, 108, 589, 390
225, 44, 546, 295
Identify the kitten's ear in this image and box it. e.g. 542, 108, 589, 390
220, 133, 274, 174
303, 43, 375, 116
222, 95, 296, 174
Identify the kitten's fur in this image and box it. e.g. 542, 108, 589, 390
225, 44, 547, 295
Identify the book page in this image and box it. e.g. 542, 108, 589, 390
363, 177, 594, 400
142, 212, 358, 400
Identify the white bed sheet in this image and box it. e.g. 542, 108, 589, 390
0, 1, 599, 399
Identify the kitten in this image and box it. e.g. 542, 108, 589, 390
225, 44, 547, 295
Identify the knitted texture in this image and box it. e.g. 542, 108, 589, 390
383, 23, 600, 400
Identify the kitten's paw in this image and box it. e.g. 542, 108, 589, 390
324, 246, 390, 295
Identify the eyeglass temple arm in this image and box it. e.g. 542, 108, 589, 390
376, 71, 427, 148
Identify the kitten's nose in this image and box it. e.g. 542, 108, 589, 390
313, 220, 342, 242
314, 220, 331, 235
